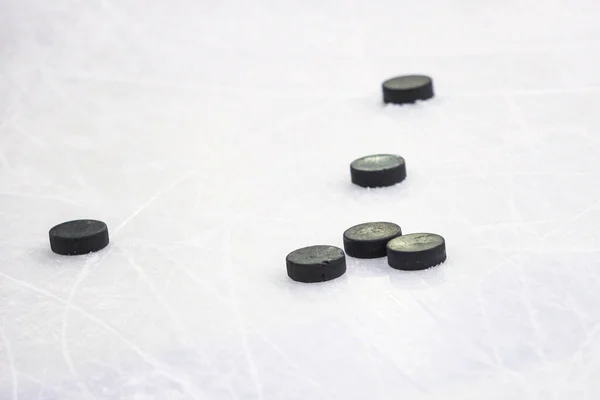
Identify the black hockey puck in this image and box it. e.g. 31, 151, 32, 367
382, 75, 434, 105
350, 154, 406, 188
343, 222, 402, 259
286, 245, 346, 283
49, 219, 109, 255
387, 233, 446, 271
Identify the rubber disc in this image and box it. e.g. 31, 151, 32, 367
286, 245, 346, 283
386, 233, 446, 271
382, 75, 434, 105
343, 222, 402, 259
49, 219, 109, 256
350, 154, 406, 188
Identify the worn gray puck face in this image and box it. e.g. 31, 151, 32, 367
386, 233, 446, 271
343, 222, 402, 259
383, 75, 431, 91
350, 154, 406, 188
49, 219, 109, 256
387, 233, 443, 252
345, 222, 400, 241
351, 154, 402, 172
286, 245, 346, 283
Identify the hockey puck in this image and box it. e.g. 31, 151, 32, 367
343, 222, 402, 259
387, 233, 446, 271
49, 219, 109, 255
350, 154, 406, 188
286, 245, 346, 283
382, 75, 434, 105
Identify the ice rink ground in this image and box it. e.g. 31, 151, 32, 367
2, 1, 600, 399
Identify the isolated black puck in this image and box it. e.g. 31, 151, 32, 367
343, 222, 402, 259
387, 233, 446, 271
286, 245, 346, 283
350, 154, 406, 188
49, 219, 109, 255
382, 75, 434, 105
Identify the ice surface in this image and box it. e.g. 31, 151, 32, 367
2, 0, 600, 399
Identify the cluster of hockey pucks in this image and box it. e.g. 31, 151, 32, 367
286, 74, 447, 283
46, 75, 446, 280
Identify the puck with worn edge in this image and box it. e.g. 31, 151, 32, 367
386, 233, 446, 271
49, 219, 109, 256
286, 245, 346, 283
350, 154, 406, 188
382, 75, 434, 105
343, 222, 402, 259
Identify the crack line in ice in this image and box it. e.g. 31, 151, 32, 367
0, 361, 66, 398
114, 169, 199, 235
124, 250, 193, 345
353, 318, 431, 395
0, 154, 12, 171
0, 192, 82, 207
0, 322, 18, 400
0, 270, 198, 394
348, 294, 421, 397
508, 257, 549, 363
11, 123, 93, 194
160, 251, 231, 308
504, 93, 531, 230
35, 363, 51, 400
450, 86, 600, 98
61, 253, 104, 400
85, 358, 126, 400
372, 293, 434, 393
254, 331, 326, 391
55, 71, 357, 98
570, 320, 600, 371
504, 93, 549, 363
222, 223, 265, 400
475, 287, 503, 366
0, 104, 21, 135
540, 199, 600, 243
408, 291, 498, 368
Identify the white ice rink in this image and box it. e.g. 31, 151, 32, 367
2, 1, 600, 399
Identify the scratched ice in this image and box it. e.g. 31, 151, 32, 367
2, 0, 600, 399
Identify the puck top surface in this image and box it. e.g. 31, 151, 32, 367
50, 219, 107, 239
286, 245, 344, 265
351, 154, 404, 172
344, 222, 401, 242
383, 75, 431, 91
387, 233, 444, 253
